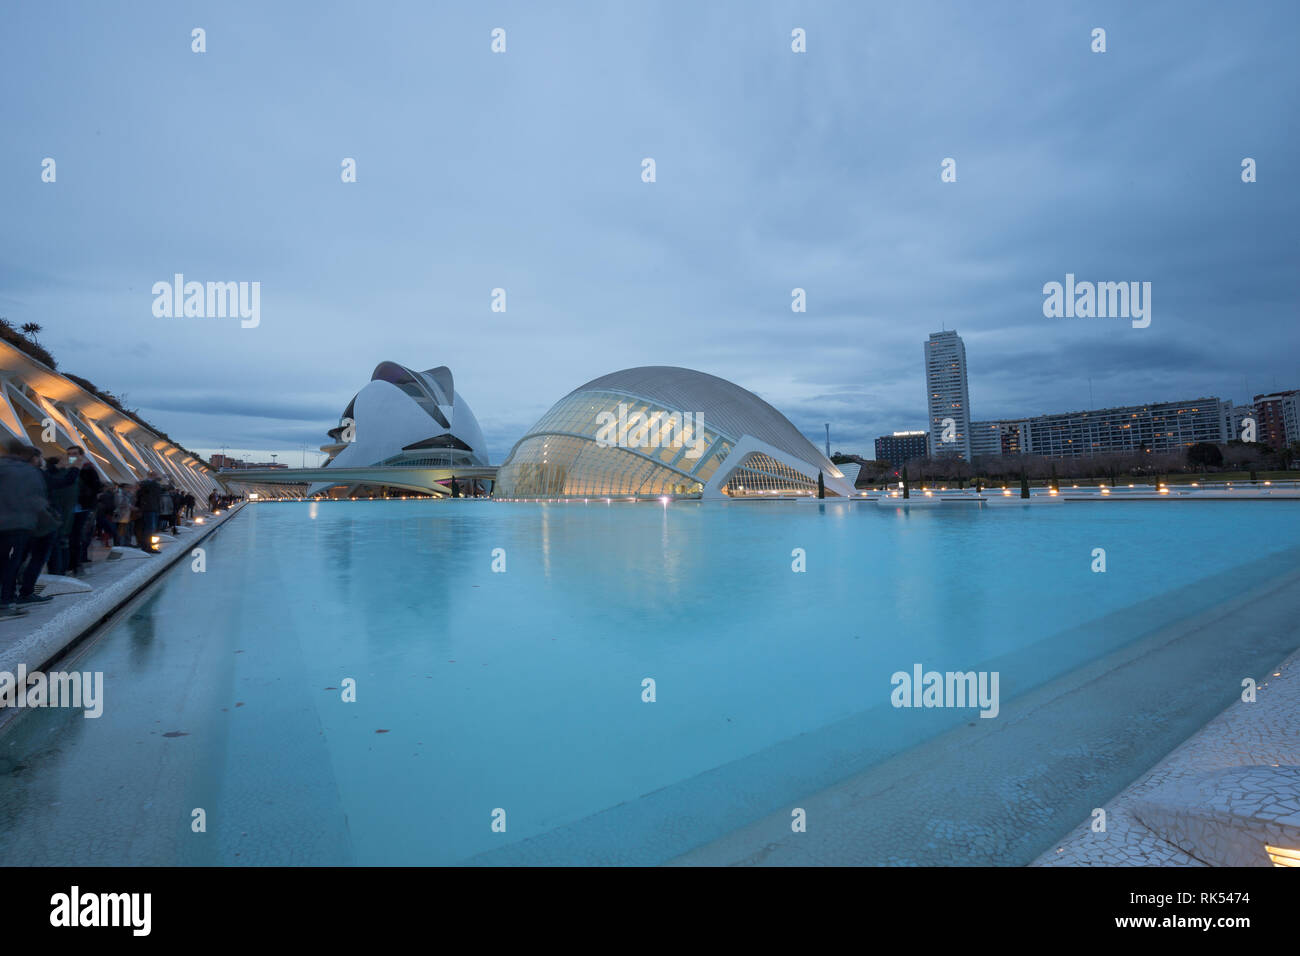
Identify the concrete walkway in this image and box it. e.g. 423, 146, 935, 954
0, 505, 245, 682
1034, 645, 1300, 866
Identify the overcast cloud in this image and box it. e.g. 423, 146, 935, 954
2, 1, 1296, 463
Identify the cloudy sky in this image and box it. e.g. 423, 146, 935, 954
2, 1, 1296, 464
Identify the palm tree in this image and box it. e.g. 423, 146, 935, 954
20, 322, 42, 343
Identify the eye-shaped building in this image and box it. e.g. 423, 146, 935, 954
314, 361, 490, 496
493, 366, 854, 499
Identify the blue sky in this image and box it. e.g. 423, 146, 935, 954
2, 1, 1296, 463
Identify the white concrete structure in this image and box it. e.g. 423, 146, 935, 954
313, 361, 489, 496
0, 338, 222, 499
494, 366, 854, 499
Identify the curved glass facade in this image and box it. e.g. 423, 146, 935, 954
494, 389, 724, 497
720, 452, 819, 496
494, 368, 842, 499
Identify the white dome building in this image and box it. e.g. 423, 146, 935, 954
494, 366, 853, 499
314, 362, 489, 496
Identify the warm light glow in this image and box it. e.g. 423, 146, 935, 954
1002, 489, 1011, 496
1048, 489, 1058, 496
1101, 488, 1111, 495
1158, 488, 1169, 494
1266, 845, 1300, 867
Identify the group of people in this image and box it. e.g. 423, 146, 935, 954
208, 491, 241, 511
0, 435, 204, 620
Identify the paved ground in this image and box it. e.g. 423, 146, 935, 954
0, 506, 244, 678
1034, 646, 1300, 866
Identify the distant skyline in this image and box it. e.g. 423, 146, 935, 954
3, 1, 1297, 464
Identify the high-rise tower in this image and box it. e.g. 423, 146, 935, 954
924, 330, 972, 460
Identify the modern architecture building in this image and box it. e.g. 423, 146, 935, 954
0, 337, 229, 499
313, 361, 490, 496
874, 431, 929, 465
493, 366, 855, 498
924, 331, 972, 460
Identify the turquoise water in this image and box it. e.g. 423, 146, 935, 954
1, 499, 1298, 865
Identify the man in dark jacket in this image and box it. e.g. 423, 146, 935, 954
135, 473, 163, 553
17, 446, 57, 606
43, 452, 79, 574
0, 435, 50, 618
68, 445, 102, 573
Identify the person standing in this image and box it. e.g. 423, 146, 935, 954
16, 447, 57, 606
68, 445, 101, 574
44, 453, 78, 574
95, 484, 116, 546
159, 486, 175, 535
113, 483, 134, 546
1, 436, 50, 618
135, 472, 162, 553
